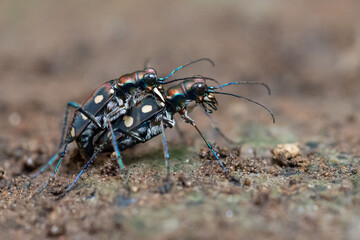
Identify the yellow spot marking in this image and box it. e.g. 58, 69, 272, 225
160, 102, 165, 107
110, 89, 115, 94
94, 95, 104, 104
81, 113, 88, 120
142, 105, 152, 113
123, 115, 134, 128
71, 127, 75, 137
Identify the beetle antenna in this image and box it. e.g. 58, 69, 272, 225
202, 77, 221, 87
159, 58, 215, 81
210, 82, 271, 95
162, 76, 220, 87
212, 91, 275, 123
160, 77, 188, 84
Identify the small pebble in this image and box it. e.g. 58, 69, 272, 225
272, 143, 300, 160
8, 112, 21, 126
47, 224, 65, 237
289, 179, 297, 186
131, 185, 139, 193
226, 210, 233, 218
244, 178, 251, 186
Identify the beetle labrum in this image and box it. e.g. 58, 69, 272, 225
33, 59, 275, 196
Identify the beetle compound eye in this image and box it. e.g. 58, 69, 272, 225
192, 82, 206, 95
143, 73, 157, 85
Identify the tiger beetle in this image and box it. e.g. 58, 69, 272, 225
33, 58, 275, 196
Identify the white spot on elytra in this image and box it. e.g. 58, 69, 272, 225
141, 105, 152, 113
123, 116, 134, 128
110, 89, 115, 94
94, 95, 104, 104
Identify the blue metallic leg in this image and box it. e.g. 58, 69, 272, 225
159, 121, 171, 193
186, 120, 240, 183
106, 119, 126, 175
60, 118, 129, 197
32, 101, 81, 178
36, 101, 105, 193
36, 140, 70, 193
60, 142, 107, 197
32, 153, 59, 178
106, 119, 130, 193
59, 102, 81, 147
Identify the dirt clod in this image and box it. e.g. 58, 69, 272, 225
244, 178, 251, 186
272, 144, 310, 169
272, 143, 300, 160
178, 174, 192, 187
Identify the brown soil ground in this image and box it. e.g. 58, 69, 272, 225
1, 1, 360, 239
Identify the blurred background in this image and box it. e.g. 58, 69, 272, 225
0, 1, 360, 239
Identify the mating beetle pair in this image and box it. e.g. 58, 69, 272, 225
33, 58, 275, 196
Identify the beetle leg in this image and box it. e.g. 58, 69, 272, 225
115, 128, 146, 143
59, 141, 107, 198
35, 102, 106, 193
106, 119, 130, 193
106, 119, 125, 173
32, 153, 58, 178
36, 130, 72, 194
32, 101, 81, 178
159, 120, 171, 193
105, 97, 127, 122
180, 109, 195, 124
182, 115, 240, 184
105, 106, 126, 122
76, 108, 102, 129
